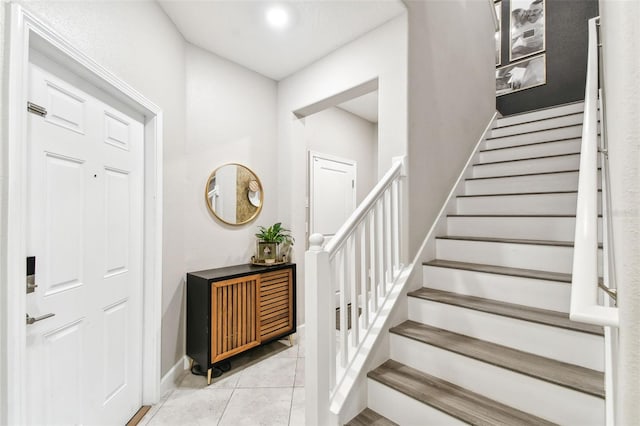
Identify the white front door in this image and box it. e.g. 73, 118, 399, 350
25, 52, 144, 425
310, 152, 357, 240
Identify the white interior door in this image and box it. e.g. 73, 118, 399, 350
310, 152, 357, 241
25, 51, 144, 425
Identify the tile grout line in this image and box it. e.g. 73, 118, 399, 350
216, 356, 251, 425
216, 387, 237, 426
234, 385, 300, 389
288, 339, 300, 425
143, 385, 178, 425
289, 345, 304, 426
287, 376, 296, 426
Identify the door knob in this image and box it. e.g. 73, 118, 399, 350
26, 313, 55, 325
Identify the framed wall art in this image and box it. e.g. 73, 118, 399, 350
510, 0, 545, 61
496, 53, 546, 96
495, 0, 502, 65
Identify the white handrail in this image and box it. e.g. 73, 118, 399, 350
570, 17, 619, 328
325, 157, 404, 256
305, 156, 407, 426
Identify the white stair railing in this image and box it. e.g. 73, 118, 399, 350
570, 16, 618, 328
305, 156, 407, 426
571, 17, 619, 425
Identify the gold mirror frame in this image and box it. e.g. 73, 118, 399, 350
205, 163, 264, 226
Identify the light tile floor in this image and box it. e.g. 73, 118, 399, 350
140, 329, 305, 426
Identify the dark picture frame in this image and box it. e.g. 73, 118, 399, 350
495, 0, 502, 66
496, 53, 546, 96
509, 0, 545, 61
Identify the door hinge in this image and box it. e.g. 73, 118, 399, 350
27, 102, 47, 117
352, 180, 354, 188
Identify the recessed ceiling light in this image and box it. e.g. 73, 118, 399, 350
266, 5, 290, 29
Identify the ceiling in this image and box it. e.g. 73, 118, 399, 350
158, 0, 406, 81
337, 90, 378, 123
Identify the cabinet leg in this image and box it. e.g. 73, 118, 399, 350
207, 368, 213, 385
288, 334, 294, 346
189, 358, 194, 371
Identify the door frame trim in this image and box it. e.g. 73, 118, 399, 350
308, 150, 357, 240
1, 4, 163, 424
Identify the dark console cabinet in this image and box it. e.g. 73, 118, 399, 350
186, 263, 296, 383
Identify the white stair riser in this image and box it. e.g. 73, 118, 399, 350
390, 335, 605, 426
447, 216, 603, 241
485, 125, 582, 150
423, 265, 570, 312
497, 103, 584, 127
473, 154, 580, 178
367, 379, 466, 426
407, 298, 605, 371
438, 239, 571, 274
479, 138, 580, 163
466, 171, 574, 194
490, 113, 584, 138
456, 192, 602, 216
457, 193, 578, 215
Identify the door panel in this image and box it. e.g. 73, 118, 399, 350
45, 79, 86, 134
211, 275, 261, 363
26, 51, 144, 425
103, 300, 128, 403
104, 112, 131, 150
104, 168, 130, 276
43, 320, 84, 424
43, 153, 86, 295
310, 154, 356, 239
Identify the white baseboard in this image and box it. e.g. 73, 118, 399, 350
159, 325, 305, 399
160, 355, 189, 398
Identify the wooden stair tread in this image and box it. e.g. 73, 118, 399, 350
424, 258, 572, 282
345, 408, 398, 426
437, 235, 574, 247
465, 168, 598, 181
495, 101, 584, 122
480, 136, 581, 152
436, 235, 604, 249
368, 359, 558, 426
390, 321, 605, 398
449, 214, 585, 217
473, 152, 580, 166
486, 123, 582, 141
408, 287, 603, 336
458, 190, 579, 197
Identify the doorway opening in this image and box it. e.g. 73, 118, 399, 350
293, 78, 379, 246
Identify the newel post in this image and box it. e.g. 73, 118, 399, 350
305, 233, 333, 426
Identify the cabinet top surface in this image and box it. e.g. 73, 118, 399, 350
187, 263, 295, 282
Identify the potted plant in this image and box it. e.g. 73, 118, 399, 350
255, 222, 294, 264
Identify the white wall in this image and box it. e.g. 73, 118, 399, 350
599, 1, 640, 423
404, 0, 495, 258
2, 0, 188, 377
277, 14, 408, 325
0, 3, 279, 379
183, 42, 278, 272
306, 107, 378, 205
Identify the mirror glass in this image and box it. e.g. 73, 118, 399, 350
205, 163, 263, 225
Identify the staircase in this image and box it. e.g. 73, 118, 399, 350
347, 102, 606, 425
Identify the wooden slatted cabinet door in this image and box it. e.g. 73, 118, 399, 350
259, 269, 294, 341
211, 274, 261, 363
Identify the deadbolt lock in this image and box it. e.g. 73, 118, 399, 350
26, 256, 37, 294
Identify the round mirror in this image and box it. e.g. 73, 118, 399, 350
205, 163, 263, 225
